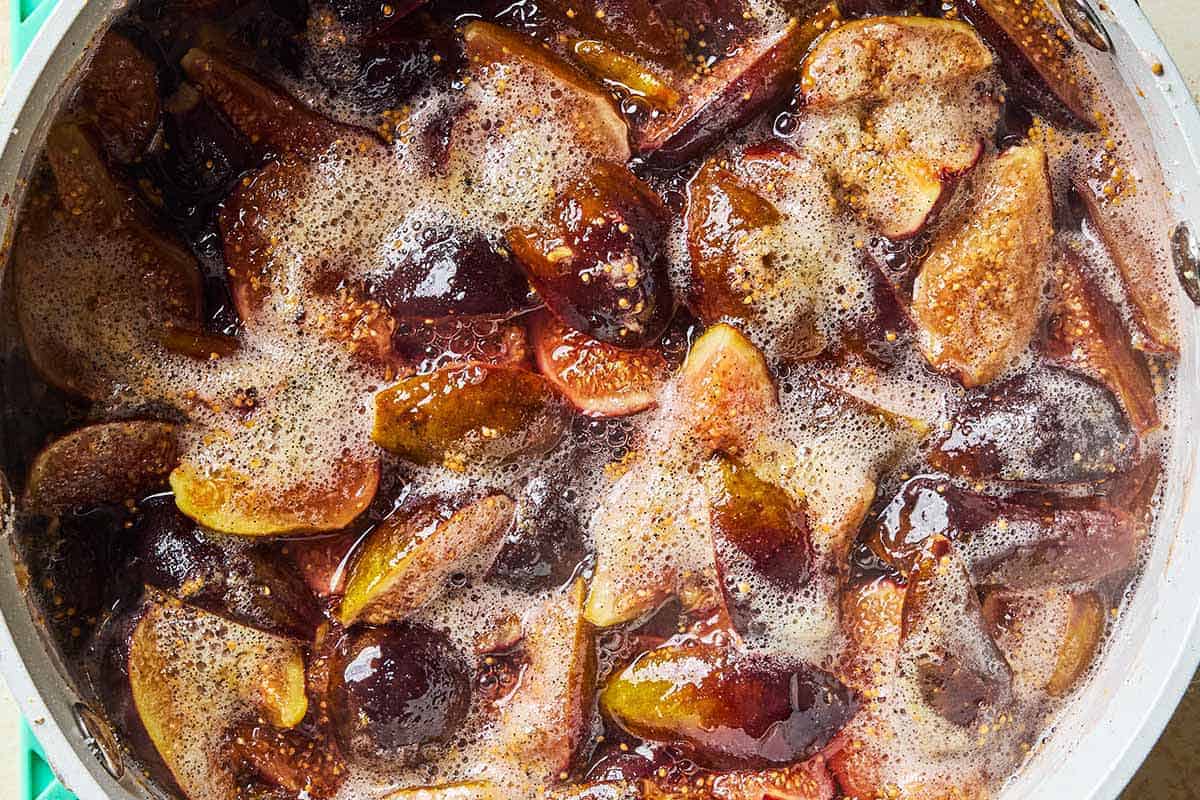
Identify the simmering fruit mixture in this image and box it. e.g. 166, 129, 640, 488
3, 0, 1185, 797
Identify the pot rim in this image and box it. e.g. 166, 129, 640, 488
0, 1, 1196, 798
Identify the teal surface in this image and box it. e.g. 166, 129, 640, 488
22, 722, 76, 800
10, 0, 56, 63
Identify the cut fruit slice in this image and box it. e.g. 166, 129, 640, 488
1044, 252, 1160, 435
634, 5, 840, 166
463, 21, 629, 161
1073, 178, 1179, 355
1046, 591, 1105, 696
959, 0, 1096, 128
539, 0, 681, 66
372, 363, 568, 469
75, 32, 160, 163
181, 48, 356, 158
911, 145, 1053, 387
384, 784, 505, 800
126, 592, 308, 800
24, 421, 178, 516
225, 723, 345, 799
170, 455, 380, 536
570, 39, 681, 110
600, 640, 858, 769
529, 311, 668, 417
838, 576, 905, 693
799, 16, 993, 108
929, 369, 1137, 485
642, 757, 837, 800
494, 579, 595, 778
338, 494, 515, 625
507, 162, 672, 348
392, 315, 531, 372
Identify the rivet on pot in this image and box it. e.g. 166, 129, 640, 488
1171, 222, 1200, 306
73, 702, 125, 781
1063, 0, 1112, 53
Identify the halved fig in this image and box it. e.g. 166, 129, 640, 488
16, 126, 204, 398
709, 455, 813, 634
799, 17, 993, 108
75, 32, 160, 164
284, 530, 364, 598
489, 475, 588, 591
393, 315, 531, 373
125, 592, 308, 800
982, 588, 1105, 697
569, 39, 680, 110
529, 311, 668, 417
1044, 252, 1160, 434
838, 576, 905, 692
24, 421, 178, 516
901, 537, 1012, 727
540, 0, 680, 66
161, 328, 241, 360
181, 48, 353, 158
959, 0, 1096, 128
930, 369, 1137, 485
508, 162, 672, 347
634, 5, 840, 166
911, 145, 1053, 387
667, 323, 776, 455
494, 579, 595, 778
600, 639, 858, 768
372, 363, 568, 469
1073, 178, 1179, 355
462, 21, 629, 161
384, 784, 504, 800
643, 757, 837, 800
170, 455, 380, 536
861, 476, 993, 576
337, 494, 515, 626
135, 501, 322, 640
330, 623, 471, 761
226, 723, 345, 799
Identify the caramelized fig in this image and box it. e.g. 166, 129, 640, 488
392, 315, 531, 372
539, 0, 680, 66
1044, 252, 1160, 434
489, 476, 588, 591
494, 579, 595, 778
1045, 591, 1105, 696
911, 145, 1053, 387
384, 784, 504, 800
635, 5, 839, 166
227, 723, 345, 799
959, 0, 1097, 128
508, 162, 673, 347
901, 537, 1012, 727
529, 311, 668, 417
331, 623, 471, 761
135, 501, 322, 640
643, 757, 837, 799
170, 454, 380, 536
861, 476, 994, 575
125, 592, 308, 800
24, 421, 178, 516
930, 369, 1136, 485
373, 363, 568, 468
1073, 177, 1179, 355
570, 39, 681, 110
839, 577, 905, 692
338, 494, 515, 625
75, 32, 160, 164
600, 640, 858, 768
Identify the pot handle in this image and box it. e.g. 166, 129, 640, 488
9, 0, 59, 63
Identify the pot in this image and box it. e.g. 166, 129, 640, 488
0, 1, 1196, 798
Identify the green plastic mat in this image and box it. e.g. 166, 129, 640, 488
10, 0, 57, 63
22, 723, 76, 800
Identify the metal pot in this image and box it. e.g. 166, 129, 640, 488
0, 1, 1197, 798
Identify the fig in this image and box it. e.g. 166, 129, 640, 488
181, 48, 354, 158
372, 363, 568, 469
393, 315, 530, 373
539, 0, 680, 66
125, 592, 308, 800
135, 501, 322, 640
489, 476, 588, 591
462, 21, 630, 162
170, 454, 380, 536
634, 5, 840, 166
600, 640, 858, 768
1044, 252, 1160, 435
643, 758, 837, 800
569, 39, 681, 110
493, 579, 595, 778
161, 328, 241, 360
508, 162, 673, 347
710, 455, 813, 634
901, 537, 1012, 727
284, 530, 364, 598
911, 145, 1053, 387
24, 421, 178, 516
226, 723, 345, 799
799, 17, 993, 109
838, 576, 905, 692
982, 588, 1105, 697
930, 369, 1137, 485
959, 0, 1097, 128
529, 311, 668, 417
330, 623, 471, 761
384, 784, 504, 800
337, 494, 515, 626
75, 32, 159, 164
1073, 178, 1179, 355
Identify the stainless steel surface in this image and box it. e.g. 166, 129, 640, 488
0, 2, 1195, 799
